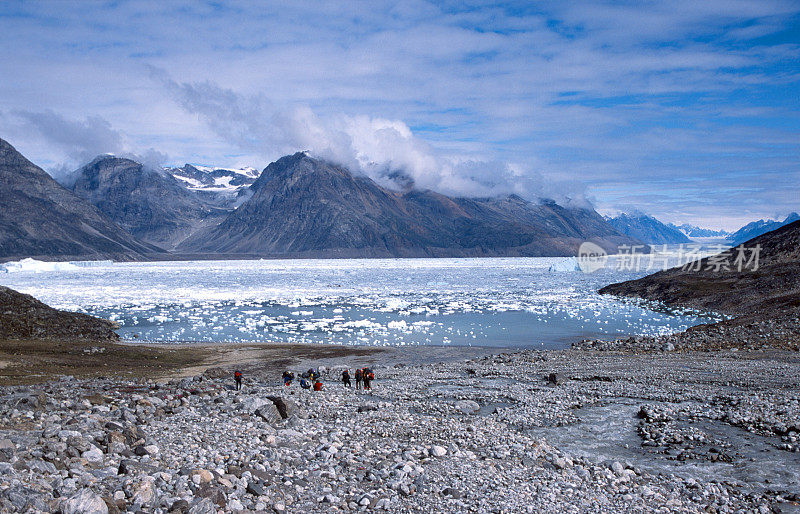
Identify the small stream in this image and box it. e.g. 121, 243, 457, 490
528, 400, 800, 495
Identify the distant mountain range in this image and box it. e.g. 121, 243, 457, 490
667, 223, 730, 238
605, 212, 691, 245
726, 213, 800, 246
0, 139, 160, 261
4, 135, 794, 262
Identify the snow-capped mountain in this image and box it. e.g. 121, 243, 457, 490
167, 164, 260, 209
667, 223, 730, 238
70, 156, 229, 250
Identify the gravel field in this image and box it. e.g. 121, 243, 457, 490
1, 347, 799, 513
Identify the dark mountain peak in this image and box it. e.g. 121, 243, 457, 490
251, 152, 360, 195
0, 137, 19, 157
87, 153, 136, 166
79, 154, 167, 178
70, 154, 225, 249
0, 138, 159, 260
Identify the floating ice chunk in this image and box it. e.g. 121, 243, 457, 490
547, 257, 581, 272
0, 258, 80, 273
387, 320, 408, 330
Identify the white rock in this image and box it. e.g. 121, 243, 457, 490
62, 489, 108, 514
431, 445, 447, 457
132, 476, 155, 505
82, 447, 103, 463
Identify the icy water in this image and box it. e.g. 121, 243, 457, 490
0, 257, 721, 348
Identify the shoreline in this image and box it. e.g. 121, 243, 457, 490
0, 338, 514, 386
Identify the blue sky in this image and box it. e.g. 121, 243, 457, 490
0, 0, 798, 230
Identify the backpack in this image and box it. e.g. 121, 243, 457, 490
234, 371, 242, 379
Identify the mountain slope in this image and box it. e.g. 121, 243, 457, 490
0, 286, 118, 341
70, 156, 228, 250
606, 213, 691, 244
597, 221, 800, 350
0, 138, 159, 261
600, 220, 800, 316
180, 152, 642, 257
727, 213, 799, 246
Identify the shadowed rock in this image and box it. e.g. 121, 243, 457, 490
0, 286, 118, 342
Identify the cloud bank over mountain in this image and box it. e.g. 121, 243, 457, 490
0, 1, 797, 229
152, 70, 582, 203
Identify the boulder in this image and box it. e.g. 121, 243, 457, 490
430, 445, 447, 457
255, 404, 282, 423
131, 476, 155, 505
239, 397, 272, 413
168, 499, 190, 513
187, 498, 217, 514
63, 489, 109, 514
0, 439, 15, 462
267, 396, 306, 419
118, 459, 158, 475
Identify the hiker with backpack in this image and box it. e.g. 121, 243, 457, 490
342, 369, 352, 387
234, 370, 243, 391
362, 367, 374, 390
282, 370, 294, 387
355, 368, 362, 389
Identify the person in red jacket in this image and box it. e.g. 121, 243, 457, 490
234, 370, 243, 391
313, 380, 323, 391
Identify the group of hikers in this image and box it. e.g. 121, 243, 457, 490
271, 367, 374, 391
340, 367, 374, 389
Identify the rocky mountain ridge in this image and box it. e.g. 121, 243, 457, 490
179, 152, 643, 257
0, 138, 160, 261
727, 212, 799, 246
69, 156, 229, 250
596, 220, 800, 350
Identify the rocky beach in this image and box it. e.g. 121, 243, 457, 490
1, 345, 799, 513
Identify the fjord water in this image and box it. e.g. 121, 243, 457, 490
0, 257, 719, 348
